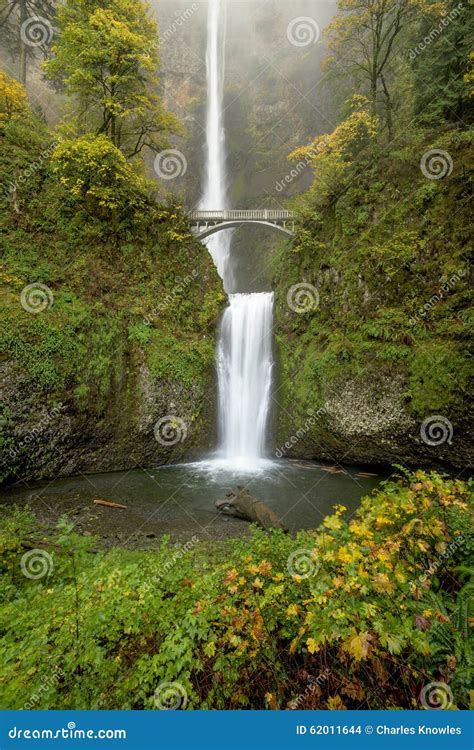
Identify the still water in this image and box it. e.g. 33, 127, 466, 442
0, 459, 386, 544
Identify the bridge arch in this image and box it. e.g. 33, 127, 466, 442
188, 209, 296, 241
194, 220, 295, 240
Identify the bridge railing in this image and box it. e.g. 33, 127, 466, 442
188, 209, 294, 221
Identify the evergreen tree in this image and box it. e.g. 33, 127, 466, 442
411, 0, 474, 124
0, 0, 56, 84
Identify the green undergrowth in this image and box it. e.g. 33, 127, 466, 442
0, 470, 471, 710
0, 114, 224, 413
273, 126, 472, 429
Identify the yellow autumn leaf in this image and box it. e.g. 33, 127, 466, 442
306, 637, 319, 654
337, 546, 354, 564
323, 515, 342, 531
373, 572, 395, 594
342, 630, 372, 660
327, 695, 347, 710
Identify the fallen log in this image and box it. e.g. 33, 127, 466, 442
216, 487, 287, 531
93, 498, 127, 509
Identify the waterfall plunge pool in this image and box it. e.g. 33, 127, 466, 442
0, 459, 388, 547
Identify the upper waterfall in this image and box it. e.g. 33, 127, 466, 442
199, 0, 232, 291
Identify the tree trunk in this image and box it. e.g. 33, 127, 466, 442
19, 0, 28, 84
380, 74, 393, 140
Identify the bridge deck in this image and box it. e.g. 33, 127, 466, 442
188, 209, 294, 221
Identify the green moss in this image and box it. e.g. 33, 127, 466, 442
147, 330, 215, 389
0, 113, 224, 460
273, 128, 472, 443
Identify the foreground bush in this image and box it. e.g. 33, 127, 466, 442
0, 470, 471, 709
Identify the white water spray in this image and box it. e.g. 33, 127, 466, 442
217, 293, 274, 463
202, 0, 274, 467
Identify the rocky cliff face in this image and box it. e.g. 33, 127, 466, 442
1, 349, 218, 485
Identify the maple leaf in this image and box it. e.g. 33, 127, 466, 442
327, 695, 347, 710
342, 681, 365, 700
258, 560, 272, 576
324, 515, 342, 531
306, 637, 320, 654
224, 568, 238, 584
342, 630, 373, 660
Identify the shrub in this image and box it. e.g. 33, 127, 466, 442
0, 471, 471, 710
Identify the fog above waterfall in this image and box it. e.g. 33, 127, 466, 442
152, 0, 338, 200
152, 0, 338, 292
